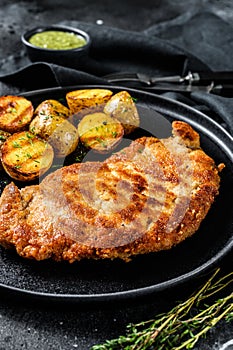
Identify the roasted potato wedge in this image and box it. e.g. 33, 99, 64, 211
78, 112, 124, 153
104, 90, 140, 134
1, 131, 54, 181
0, 95, 34, 133
66, 89, 113, 118
29, 103, 79, 157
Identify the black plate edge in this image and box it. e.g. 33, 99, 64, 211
0, 242, 232, 305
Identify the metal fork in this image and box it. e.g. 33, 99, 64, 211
103, 71, 199, 86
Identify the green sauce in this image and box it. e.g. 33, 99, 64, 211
29, 30, 87, 50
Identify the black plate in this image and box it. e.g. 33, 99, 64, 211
0, 85, 232, 303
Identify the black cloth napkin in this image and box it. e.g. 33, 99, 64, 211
0, 11, 233, 135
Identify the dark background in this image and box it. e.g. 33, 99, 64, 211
0, 1, 233, 350
1, 0, 233, 75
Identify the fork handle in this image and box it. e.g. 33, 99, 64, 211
196, 71, 233, 84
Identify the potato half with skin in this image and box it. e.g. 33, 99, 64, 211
78, 112, 124, 153
29, 105, 79, 158
66, 89, 113, 118
48, 119, 79, 158
1, 131, 54, 181
29, 99, 71, 139
34, 99, 71, 120
0, 95, 34, 133
104, 90, 140, 134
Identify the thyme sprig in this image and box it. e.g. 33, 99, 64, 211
91, 268, 233, 350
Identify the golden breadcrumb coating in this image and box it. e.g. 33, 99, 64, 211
0, 121, 224, 262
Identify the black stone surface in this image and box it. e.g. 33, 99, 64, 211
1, 0, 233, 75
0, 1, 233, 350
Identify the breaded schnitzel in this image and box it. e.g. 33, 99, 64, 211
0, 121, 224, 262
